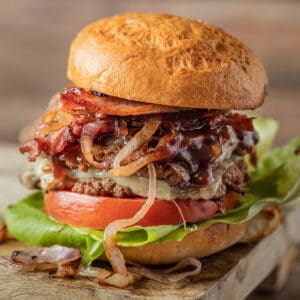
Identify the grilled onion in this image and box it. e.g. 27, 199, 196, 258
113, 118, 161, 170
104, 163, 157, 277
128, 257, 202, 288
11, 245, 82, 275
78, 266, 111, 280
80, 121, 113, 169
111, 133, 183, 176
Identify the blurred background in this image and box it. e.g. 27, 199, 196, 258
0, 0, 299, 145
0, 1, 299, 298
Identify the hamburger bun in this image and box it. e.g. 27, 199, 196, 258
68, 12, 267, 110
240, 205, 282, 243
99, 206, 282, 265
118, 222, 248, 265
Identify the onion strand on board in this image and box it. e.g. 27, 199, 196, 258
78, 266, 111, 280
128, 257, 202, 288
104, 163, 157, 278
113, 118, 161, 170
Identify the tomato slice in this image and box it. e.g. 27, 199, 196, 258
44, 191, 239, 229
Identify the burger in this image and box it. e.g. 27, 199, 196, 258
4, 12, 300, 287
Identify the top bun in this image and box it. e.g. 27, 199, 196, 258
68, 12, 267, 110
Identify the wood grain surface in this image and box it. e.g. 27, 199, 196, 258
0, 144, 300, 299
0, 225, 292, 300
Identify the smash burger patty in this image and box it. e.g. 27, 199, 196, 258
7, 12, 290, 288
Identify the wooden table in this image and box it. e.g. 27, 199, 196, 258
0, 143, 299, 299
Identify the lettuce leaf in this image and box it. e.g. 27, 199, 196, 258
252, 117, 279, 160
251, 137, 300, 183
4, 118, 300, 265
4, 191, 180, 265
245, 117, 278, 172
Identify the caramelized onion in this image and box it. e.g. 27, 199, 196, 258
40, 111, 72, 135
104, 163, 157, 277
164, 257, 202, 281
11, 245, 81, 265
78, 266, 111, 280
111, 133, 183, 176
100, 273, 136, 288
128, 257, 202, 288
113, 118, 161, 170
80, 121, 113, 169
11, 245, 82, 276
38, 94, 72, 135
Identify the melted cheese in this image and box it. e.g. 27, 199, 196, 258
113, 173, 224, 200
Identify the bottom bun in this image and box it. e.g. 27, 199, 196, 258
118, 222, 248, 265
240, 205, 282, 243
100, 206, 282, 265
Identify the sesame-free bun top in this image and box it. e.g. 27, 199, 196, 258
68, 12, 267, 110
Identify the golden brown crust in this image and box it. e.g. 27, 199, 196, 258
68, 12, 267, 110
240, 205, 283, 243
99, 206, 282, 265
117, 222, 248, 265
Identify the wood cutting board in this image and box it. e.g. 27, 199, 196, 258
0, 143, 299, 300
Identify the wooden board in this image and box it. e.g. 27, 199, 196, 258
0, 143, 299, 300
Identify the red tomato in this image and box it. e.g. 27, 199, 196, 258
44, 191, 239, 229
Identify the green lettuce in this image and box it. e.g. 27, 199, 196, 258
252, 117, 279, 160
4, 117, 300, 265
245, 117, 278, 173
4, 191, 180, 265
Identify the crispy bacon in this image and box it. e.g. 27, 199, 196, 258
61, 87, 181, 116
51, 155, 66, 180
49, 127, 76, 154
20, 140, 41, 162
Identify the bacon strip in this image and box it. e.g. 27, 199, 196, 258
61, 87, 181, 116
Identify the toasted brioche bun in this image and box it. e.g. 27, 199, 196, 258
99, 206, 282, 265
68, 12, 267, 110
240, 205, 282, 243
119, 222, 248, 265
